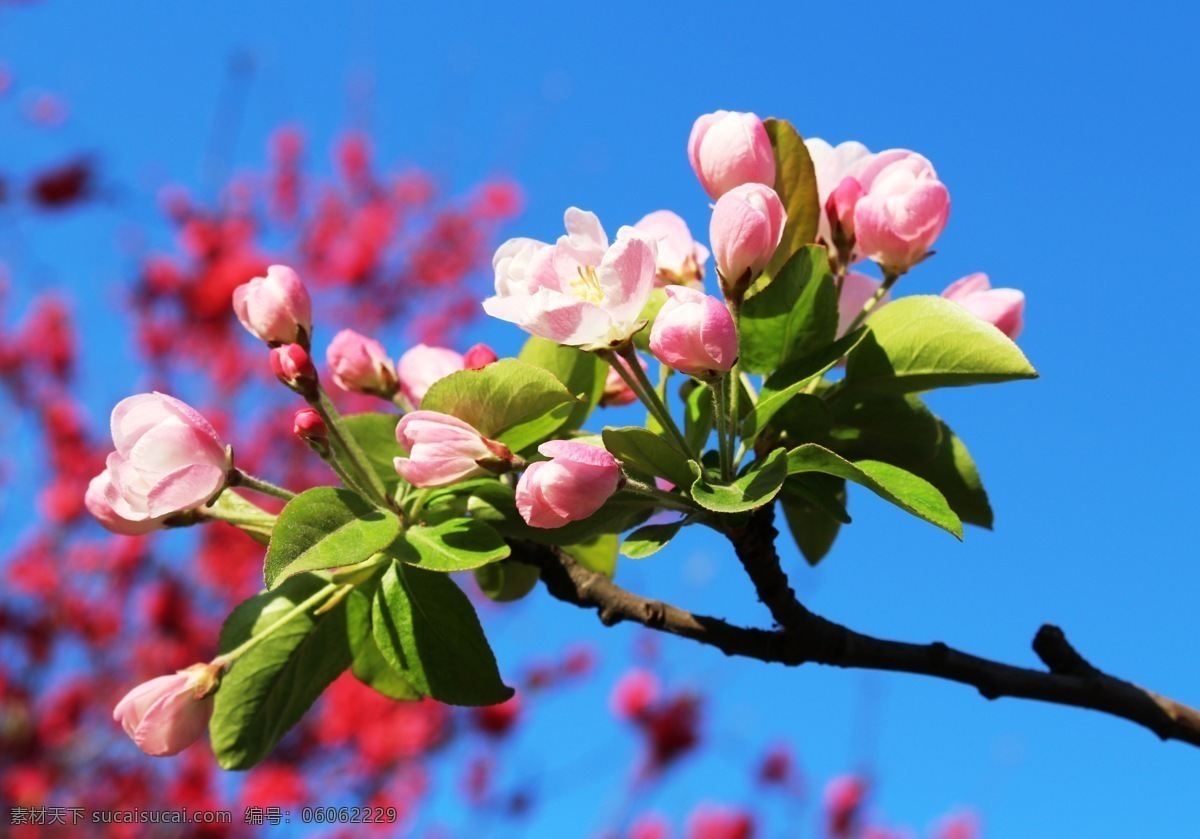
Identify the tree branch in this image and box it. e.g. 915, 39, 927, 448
509, 510, 1200, 749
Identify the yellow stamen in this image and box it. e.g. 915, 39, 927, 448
571, 265, 606, 305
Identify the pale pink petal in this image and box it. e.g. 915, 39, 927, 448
146, 463, 227, 517
595, 235, 657, 325
941, 273, 992, 301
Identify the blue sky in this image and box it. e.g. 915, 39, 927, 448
3, 1, 1200, 836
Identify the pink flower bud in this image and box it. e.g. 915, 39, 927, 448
941, 273, 1025, 340
393, 411, 510, 488
232, 264, 312, 345
462, 343, 498, 370
649, 286, 737, 379
633, 210, 709, 287
112, 664, 219, 757
293, 408, 328, 441
853, 150, 950, 276
688, 110, 776, 199
270, 343, 317, 392
600, 354, 647, 408
325, 329, 398, 397
710, 183, 787, 288
515, 440, 620, 529
396, 344, 467, 407
87, 393, 230, 532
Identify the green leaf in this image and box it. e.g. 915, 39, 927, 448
780, 477, 846, 566
264, 488, 401, 589
602, 426, 695, 490
827, 395, 992, 529
762, 118, 820, 279
843, 296, 1038, 395
740, 246, 838, 374
744, 328, 866, 441
786, 444, 962, 538
211, 573, 355, 769
690, 448, 789, 513
342, 413, 406, 492
518, 337, 607, 431
783, 473, 851, 524
887, 418, 993, 529
829, 393, 944, 463
475, 559, 541, 602
421, 358, 577, 452
770, 394, 833, 447
345, 574, 420, 701
681, 380, 715, 453
621, 520, 685, 559
372, 561, 513, 706
562, 532, 618, 576
388, 518, 510, 572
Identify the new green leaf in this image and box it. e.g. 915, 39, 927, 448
518, 337, 607, 431
740, 246, 838, 374
346, 574, 420, 701
786, 444, 962, 538
780, 477, 847, 566
264, 488, 401, 589
743, 327, 865, 441
621, 520, 685, 559
602, 426, 696, 490
690, 448, 789, 513
342, 413, 405, 492
372, 561, 513, 706
388, 518, 510, 572
475, 559, 541, 603
210, 573, 356, 769
562, 532, 618, 576
762, 118, 820, 279
843, 296, 1038, 395
421, 358, 576, 451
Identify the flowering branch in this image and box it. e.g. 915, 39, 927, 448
512, 509, 1200, 750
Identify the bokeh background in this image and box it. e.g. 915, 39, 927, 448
2, 1, 1198, 836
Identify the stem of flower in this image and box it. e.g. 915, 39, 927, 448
610, 345, 695, 459
211, 580, 344, 669
844, 268, 901, 334
229, 469, 297, 501
724, 297, 744, 480
621, 476, 698, 514
407, 488, 433, 525
309, 387, 389, 506
712, 376, 733, 482
200, 490, 278, 541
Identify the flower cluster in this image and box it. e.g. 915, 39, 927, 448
76, 107, 1034, 823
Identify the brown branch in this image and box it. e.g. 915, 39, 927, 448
509, 511, 1200, 749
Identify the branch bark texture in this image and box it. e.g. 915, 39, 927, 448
510, 507, 1200, 749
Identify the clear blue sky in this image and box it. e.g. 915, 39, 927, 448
3, 1, 1199, 836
